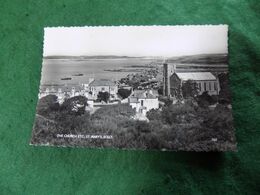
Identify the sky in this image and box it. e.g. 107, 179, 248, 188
43, 25, 228, 57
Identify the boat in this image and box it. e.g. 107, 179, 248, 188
61, 77, 72, 80
72, 73, 84, 76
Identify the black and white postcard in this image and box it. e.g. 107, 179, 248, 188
31, 25, 236, 151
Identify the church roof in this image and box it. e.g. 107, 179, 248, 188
89, 79, 116, 87
175, 72, 216, 81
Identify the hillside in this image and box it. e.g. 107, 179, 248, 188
167, 53, 228, 64
44, 55, 143, 59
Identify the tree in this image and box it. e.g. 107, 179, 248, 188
56, 111, 91, 132
200, 104, 235, 142
158, 96, 173, 107
118, 88, 131, 99
182, 80, 198, 99
146, 108, 162, 121
197, 91, 215, 107
37, 95, 59, 117
158, 86, 163, 95
97, 91, 110, 103
161, 103, 195, 125
218, 73, 232, 104
61, 95, 88, 115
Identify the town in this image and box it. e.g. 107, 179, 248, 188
38, 60, 222, 121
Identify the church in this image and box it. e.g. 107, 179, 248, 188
163, 62, 220, 97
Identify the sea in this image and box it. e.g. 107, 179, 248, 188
40, 58, 228, 86
40, 58, 158, 85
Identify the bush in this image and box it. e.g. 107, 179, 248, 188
211, 95, 218, 104
184, 97, 198, 108
90, 104, 135, 133
33, 90, 235, 150
37, 95, 60, 117
202, 104, 235, 142
158, 86, 163, 95
197, 91, 216, 107
97, 91, 110, 103
159, 96, 173, 106
162, 102, 196, 125
218, 73, 232, 104
122, 121, 161, 149
55, 111, 91, 133
146, 108, 162, 121
118, 88, 132, 99
61, 96, 88, 115
182, 80, 198, 98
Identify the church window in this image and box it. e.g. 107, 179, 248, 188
214, 82, 218, 90
198, 83, 201, 91
204, 82, 207, 91
209, 82, 212, 91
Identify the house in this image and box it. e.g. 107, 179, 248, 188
38, 84, 86, 104
39, 86, 64, 100
163, 63, 220, 97
61, 85, 85, 97
39, 78, 118, 104
119, 84, 132, 91
89, 79, 118, 101
128, 90, 159, 116
38, 86, 64, 104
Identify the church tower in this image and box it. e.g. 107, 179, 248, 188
163, 62, 176, 97
163, 62, 170, 97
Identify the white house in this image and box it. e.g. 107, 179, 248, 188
89, 79, 118, 101
38, 84, 86, 104
128, 90, 159, 116
38, 79, 118, 105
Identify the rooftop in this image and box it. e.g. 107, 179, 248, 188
40, 84, 84, 93
129, 97, 139, 103
131, 90, 157, 99
175, 72, 216, 81
89, 79, 116, 87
